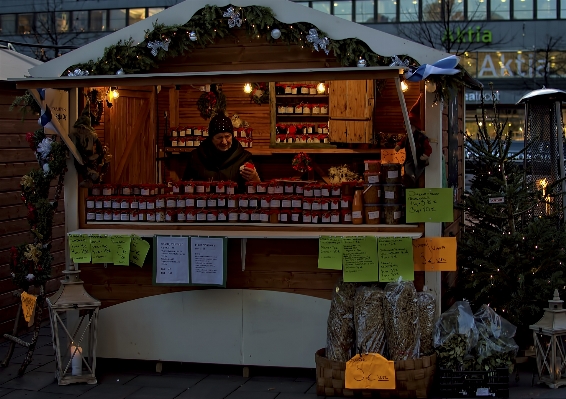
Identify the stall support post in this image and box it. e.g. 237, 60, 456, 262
423, 90, 443, 316
241, 238, 247, 271
395, 76, 418, 166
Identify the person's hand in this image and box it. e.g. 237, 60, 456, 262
394, 145, 401, 152
240, 167, 260, 182
420, 154, 429, 161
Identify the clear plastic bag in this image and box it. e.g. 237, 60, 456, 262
474, 304, 517, 339
384, 280, 420, 360
326, 279, 357, 362
417, 291, 436, 355
354, 286, 387, 356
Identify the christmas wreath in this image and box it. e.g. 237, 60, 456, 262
196, 84, 227, 119
11, 129, 68, 290
250, 83, 269, 105
292, 152, 313, 173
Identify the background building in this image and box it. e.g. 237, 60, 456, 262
0, 0, 564, 138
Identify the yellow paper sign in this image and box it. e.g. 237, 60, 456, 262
130, 235, 150, 267
345, 353, 396, 390
68, 234, 91, 263
413, 237, 457, 271
318, 236, 343, 270
21, 292, 37, 324
90, 234, 113, 264
110, 235, 132, 266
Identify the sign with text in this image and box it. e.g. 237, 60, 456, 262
405, 188, 454, 223
413, 237, 457, 271
68, 234, 91, 263
378, 237, 414, 282
318, 236, 343, 270
190, 237, 226, 286
345, 353, 396, 390
110, 235, 131, 266
89, 235, 113, 264
342, 236, 378, 282
154, 236, 190, 285
130, 236, 151, 267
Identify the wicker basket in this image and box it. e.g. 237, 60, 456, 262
315, 348, 437, 398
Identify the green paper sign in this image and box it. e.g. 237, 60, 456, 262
110, 235, 132, 265
405, 188, 454, 223
130, 235, 150, 267
342, 236, 378, 282
378, 237, 414, 282
69, 234, 91, 263
90, 235, 113, 264
318, 236, 343, 270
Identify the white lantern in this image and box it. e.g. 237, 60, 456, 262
530, 289, 566, 388
47, 264, 100, 385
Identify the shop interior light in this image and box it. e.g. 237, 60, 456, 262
401, 81, 409, 92
243, 83, 253, 94
316, 82, 326, 94
110, 87, 120, 99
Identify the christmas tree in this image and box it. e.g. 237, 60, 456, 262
456, 90, 566, 346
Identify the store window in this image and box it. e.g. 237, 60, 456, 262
356, 0, 375, 22
378, 0, 398, 21
334, 1, 353, 20
461, 52, 478, 76
18, 13, 33, 34
467, 0, 487, 19
465, 107, 524, 142
0, 14, 16, 35
56, 12, 70, 33
312, 1, 331, 13
90, 10, 107, 32
513, 0, 533, 19
422, 0, 442, 21
35, 13, 50, 34
491, 0, 510, 19
148, 8, 166, 17
537, 0, 557, 19
109, 9, 126, 31
128, 9, 146, 25
72, 11, 88, 32
450, 0, 465, 20
562, 0, 566, 18
399, 0, 418, 21
295, 1, 310, 6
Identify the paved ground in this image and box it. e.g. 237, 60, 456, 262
0, 322, 565, 399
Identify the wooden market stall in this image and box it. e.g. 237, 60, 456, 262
15, 0, 465, 368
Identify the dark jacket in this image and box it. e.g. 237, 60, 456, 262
183, 139, 252, 192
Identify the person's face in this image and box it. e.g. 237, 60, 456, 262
212, 132, 232, 151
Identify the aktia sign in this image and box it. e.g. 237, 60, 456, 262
442, 27, 493, 44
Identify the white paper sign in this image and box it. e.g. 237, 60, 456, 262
156, 236, 189, 284
190, 237, 224, 285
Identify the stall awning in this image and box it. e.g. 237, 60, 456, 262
11, 66, 403, 90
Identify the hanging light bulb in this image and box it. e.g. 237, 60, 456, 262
316, 82, 326, 94
243, 83, 253, 94
401, 81, 409, 92
110, 87, 120, 99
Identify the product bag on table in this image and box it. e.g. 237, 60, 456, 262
326, 279, 358, 362
417, 290, 436, 356
384, 280, 420, 361
354, 286, 387, 356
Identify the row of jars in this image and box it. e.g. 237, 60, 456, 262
169, 136, 253, 148
275, 84, 326, 95
86, 195, 356, 212
276, 123, 329, 135
87, 206, 405, 225
170, 127, 253, 138
276, 133, 329, 144
276, 104, 328, 115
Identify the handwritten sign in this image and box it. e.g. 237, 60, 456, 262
110, 235, 131, 265
191, 237, 224, 286
378, 237, 414, 282
130, 235, 150, 267
156, 236, 189, 284
381, 148, 406, 166
345, 353, 396, 390
318, 236, 343, 270
413, 237, 457, 271
68, 234, 91, 263
89, 235, 113, 264
21, 292, 37, 325
405, 188, 454, 223
342, 236, 378, 282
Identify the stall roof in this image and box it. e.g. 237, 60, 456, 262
0, 47, 42, 80
14, 66, 403, 89
27, 0, 452, 79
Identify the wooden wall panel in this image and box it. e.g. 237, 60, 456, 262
329, 80, 373, 143
0, 85, 65, 338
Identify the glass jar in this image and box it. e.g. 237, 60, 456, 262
281, 196, 292, 209
250, 210, 261, 223
312, 184, 322, 197
320, 199, 330, 211
184, 195, 195, 208
218, 209, 228, 222
382, 163, 402, 184
196, 209, 207, 222
95, 210, 104, 221
207, 210, 218, 222
172, 182, 182, 194
311, 211, 321, 224
260, 196, 271, 209
228, 209, 239, 222
86, 197, 95, 210
365, 205, 382, 225
340, 196, 352, 210
177, 209, 187, 222
257, 182, 269, 194
302, 197, 313, 210
217, 195, 227, 208
119, 184, 131, 196
273, 181, 284, 194
283, 181, 294, 194
138, 210, 146, 222
270, 210, 279, 224
132, 185, 141, 196
330, 198, 341, 211
331, 211, 340, 224
279, 210, 291, 223
321, 212, 331, 224
364, 172, 381, 184
207, 194, 218, 208
155, 196, 166, 209
246, 182, 258, 194
103, 209, 113, 221
175, 196, 185, 208
95, 197, 103, 209
321, 184, 331, 197
166, 195, 177, 209
102, 184, 114, 196
290, 208, 302, 224
239, 195, 249, 208
155, 209, 165, 222
215, 181, 227, 194
291, 195, 303, 209
112, 210, 121, 221
165, 210, 176, 222
239, 209, 250, 223
302, 211, 312, 224
270, 195, 281, 209
363, 184, 382, 205
146, 197, 156, 210
195, 181, 209, 194
130, 197, 139, 210
184, 182, 195, 194
341, 209, 352, 224
146, 210, 156, 222
303, 185, 314, 197
86, 210, 96, 221
227, 195, 238, 209
331, 184, 341, 198
226, 182, 237, 195
196, 195, 207, 209
267, 182, 276, 195
140, 184, 151, 196
91, 185, 102, 196
120, 197, 129, 210
311, 198, 322, 211
186, 209, 197, 223
352, 188, 364, 225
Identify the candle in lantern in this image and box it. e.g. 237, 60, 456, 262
71, 344, 83, 376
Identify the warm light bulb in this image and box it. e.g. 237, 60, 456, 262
111, 88, 120, 99
316, 82, 326, 94
401, 81, 409, 92
243, 83, 253, 94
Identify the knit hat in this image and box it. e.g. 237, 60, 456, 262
408, 95, 423, 130
208, 114, 233, 137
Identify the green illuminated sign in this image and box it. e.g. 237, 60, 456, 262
442, 27, 492, 44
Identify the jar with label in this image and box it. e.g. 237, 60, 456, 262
383, 204, 403, 225
255, 182, 267, 194
140, 184, 151, 196
246, 195, 258, 209
382, 163, 402, 184
146, 197, 156, 210
303, 105, 312, 115
194, 195, 206, 208
363, 184, 382, 204
184, 182, 195, 194
279, 210, 291, 223
146, 210, 156, 222
239, 209, 250, 223
102, 196, 112, 209
341, 182, 357, 198
272, 181, 284, 195
293, 181, 304, 195
302, 197, 313, 210
320, 104, 328, 114
281, 196, 292, 209
259, 209, 270, 223
227, 209, 239, 222
183, 195, 194, 208
177, 209, 186, 222
294, 103, 303, 114
364, 205, 382, 225
277, 104, 286, 114
86, 210, 96, 222
166, 195, 177, 209
227, 195, 238, 209
218, 209, 228, 222
103, 209, 112, 221
352, 188, 364, 225
111, 210, 120, 221
246, 182, 257, 194
91, 185, 102, 196
186, 136, 195, 147
157, 184, 169, 195
102, 184, 114, 196
258, 196, 269, 209
290, 195, 302, 209
186, 209, 197, 223
329, 198, 340, 211
270, 195, 281, 209
111, 197, 120, 210
311, 198, 322, 211
321, 212, 331, 224
330, 211, 340, 223
289, 208, 300, 224
120, 209, 129, 222
155, 209, 165, 222
364, 160, 381, 173
138, 210, 146, 222
341, 209, 352, 224
121, 184, 132, 196
248, 210, 259, 223
312, 104, 320, 114
179, 137, 187, 147
206, 194, 217, 208
155, 196, 165, 209
320, 199, 330, 211
217, 195, 227, 208
165, 209, 176, 222
207, 210, 218, 222
302, 211, 312, 223
171, 137, 178, 147
86, 197, 95, 210
94, 197, 104, 210
172, 182, 182, 194
383, 184, 401, 204
130, 197, 139, 210
174, 196, 185, 208
286, 104, 294, 114
226, 182, 237, 195
311, 211, 321, 224
340, 196, 353, 210
311, 184, 322, 197
138, 198, 147, 210
195, 209, 207, 222
195, 181, 209, 194
320, 184, 331, 197
364, 172, 381, 184
95, 210, 104, 221
303, 184, 314, 197
239, 195, 249, 208
270, 209, 279, 224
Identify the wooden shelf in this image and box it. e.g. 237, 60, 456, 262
276, 114, 329, 118
275, 95, 328, 98
165, 147, 382, 155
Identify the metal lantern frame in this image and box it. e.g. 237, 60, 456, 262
47, 264, 100, 385
529, 289, 566, 389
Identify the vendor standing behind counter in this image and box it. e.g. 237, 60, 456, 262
183, 114, 260, 192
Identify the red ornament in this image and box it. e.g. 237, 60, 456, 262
25, 132, 36, 151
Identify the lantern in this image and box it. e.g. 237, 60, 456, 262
47, 263, 100, 385
529, 289, 566, 388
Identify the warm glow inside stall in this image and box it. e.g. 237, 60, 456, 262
15, 0, 466, 370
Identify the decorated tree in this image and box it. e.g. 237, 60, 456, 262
455, 89, 566, 346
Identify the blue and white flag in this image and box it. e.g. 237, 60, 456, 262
404, 55, 460, 82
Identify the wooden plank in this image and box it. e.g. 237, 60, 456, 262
0, 224, 65, 249
0, 238, 65, 269
0, 163, 38, 178
0, 212, 64, 236
0, 121, 40, 134
0, 149, 37, 163
0, 134, 33, 149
